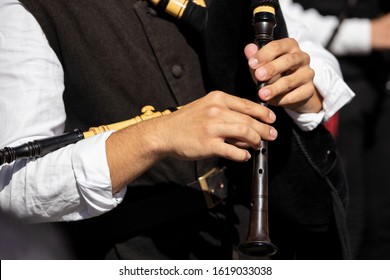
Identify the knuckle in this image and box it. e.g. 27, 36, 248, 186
265, 63, 276, 77
240, 97, 255, 112
208, 90, 225, 100
271, 40, 283, 54
206, 105, 222, 118
303, 52, 311, 64
298, 52, 311, 69
283, 76, 295, 91
306, 83, 316, 99
236, 123, 250, 136
308, 67, 315, 79
287, 52, 303, 67
287, 37, 299, 49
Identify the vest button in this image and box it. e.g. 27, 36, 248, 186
171, 64, 184, 78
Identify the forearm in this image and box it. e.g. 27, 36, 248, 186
106, 120, 164, 193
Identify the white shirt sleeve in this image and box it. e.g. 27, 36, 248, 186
280, 0, 372, 55
0, 0, 125, 223
280, 2, 355, 130
329, 18, 371, 55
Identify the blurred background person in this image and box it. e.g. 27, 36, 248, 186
280, 0, 390, 259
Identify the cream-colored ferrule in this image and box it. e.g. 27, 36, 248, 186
149, 0, 206, 17
253, 5, 275, 15
83, 106, 180, 138
166, 0, 188, 19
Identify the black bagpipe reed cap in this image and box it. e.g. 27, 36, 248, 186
251, 0, 288, 39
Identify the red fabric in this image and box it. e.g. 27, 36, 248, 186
324, 113, 339, 138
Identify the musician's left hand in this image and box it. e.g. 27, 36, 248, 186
244, 38, 323, 114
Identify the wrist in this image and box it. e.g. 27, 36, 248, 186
294, 87, 324, 114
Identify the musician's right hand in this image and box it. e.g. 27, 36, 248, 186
106, 91, 277, 192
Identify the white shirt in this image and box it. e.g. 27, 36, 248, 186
280, 0, 372, 56
0, 0, 354, 223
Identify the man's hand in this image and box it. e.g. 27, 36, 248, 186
244, 38, 323, 114
156, 91, 278, 162
107, 91, 277, 191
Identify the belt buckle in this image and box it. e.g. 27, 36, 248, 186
198, 167, 225, 209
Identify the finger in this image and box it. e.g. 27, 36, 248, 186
254, 51, 308, 83
253, 38, 301, 65
212, 121, 277, 161
213, 122, 278, 149
244, 43, 259, 61
225, 139, 250, 149
258, 67, 314, 103
206, 91, 277, 124
212, 104, 276, 128
210, 141, 252, 162
265, 83, 315, 110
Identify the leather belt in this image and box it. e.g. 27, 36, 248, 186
188, 166, 228, 208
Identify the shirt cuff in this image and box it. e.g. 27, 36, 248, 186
284, 108, 325, 131
71, 131, 126, 218
313, 61, 355, 122
285, 60, 355, 131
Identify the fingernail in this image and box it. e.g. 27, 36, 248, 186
256, 67, 267, 80
270, 127, 278, 138
269, 111, 276, 122
260, 88, 271, 100
245, 151, 252, 161
248, 58, 258, 68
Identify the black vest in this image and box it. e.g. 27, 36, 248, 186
20, 0, 224, 186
